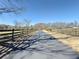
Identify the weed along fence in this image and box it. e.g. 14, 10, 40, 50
0, 29, 22, 58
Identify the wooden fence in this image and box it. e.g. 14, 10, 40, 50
0, 29, 21, 42
0, 29, 41, 59
0, 29, 37, 59
0, 29, 21, 58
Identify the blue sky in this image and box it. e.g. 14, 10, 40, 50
0, 0, 79, 25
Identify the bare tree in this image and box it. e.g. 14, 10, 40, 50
24, 19, 31, 37
14, 20, 24, 29
14, 19, 35, 38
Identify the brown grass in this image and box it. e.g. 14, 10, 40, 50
56, 28, 79, 37
43, 30, 79, 53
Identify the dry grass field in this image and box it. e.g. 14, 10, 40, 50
55, 28, 79, 37
43, 30, 79, 53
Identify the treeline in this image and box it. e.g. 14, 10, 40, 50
0, 20, 79, 30
0, 24, 14, 30
0, 20, 79, 36
47, 21, 79, 29
33, 21, 79, 30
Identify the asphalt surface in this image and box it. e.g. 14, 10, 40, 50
3, 31, 79, 59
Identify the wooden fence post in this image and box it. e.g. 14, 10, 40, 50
12, 29, 15, 41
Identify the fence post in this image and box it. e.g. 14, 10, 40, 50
12, 29, 15, 41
